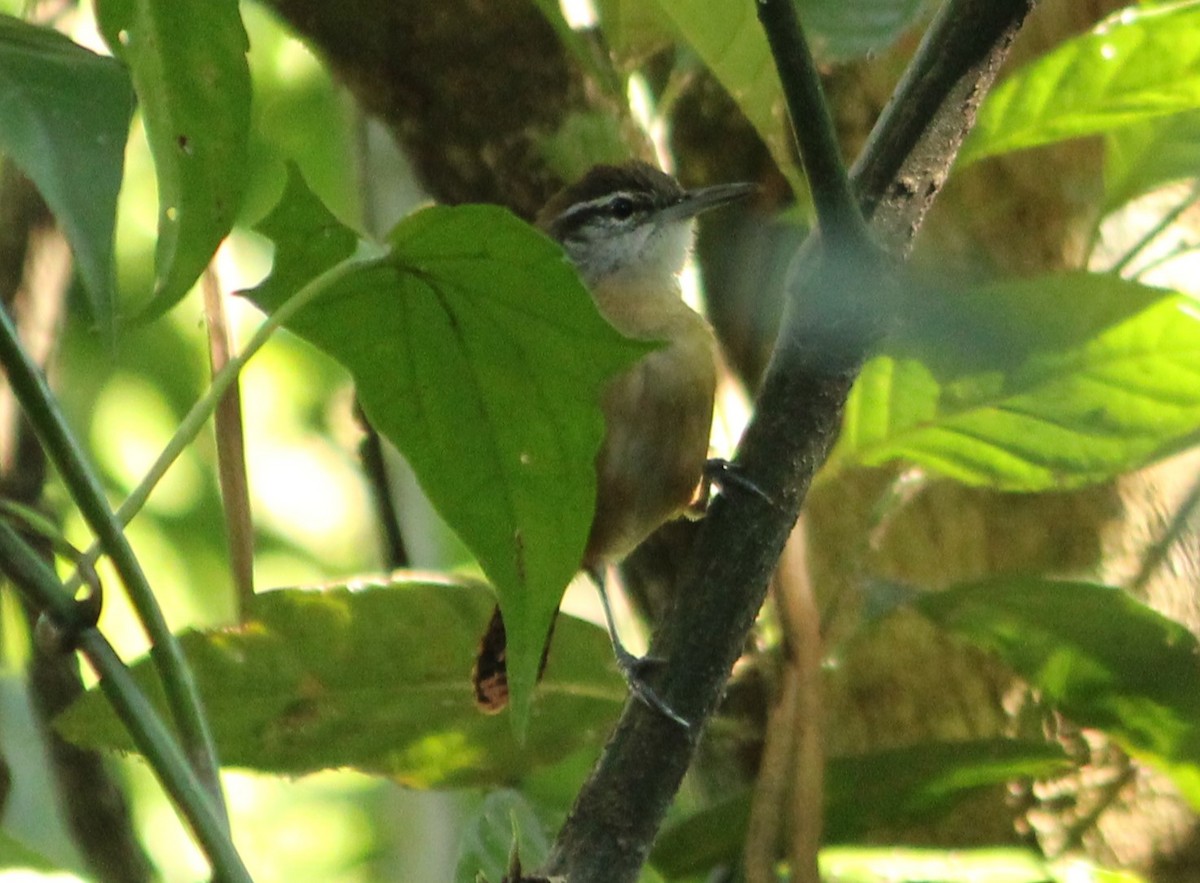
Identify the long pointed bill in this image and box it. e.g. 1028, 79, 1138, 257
657, 181, 758, 224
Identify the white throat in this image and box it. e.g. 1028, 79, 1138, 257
570, 217, 696, 290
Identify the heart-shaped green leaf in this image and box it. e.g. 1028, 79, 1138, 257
242, 170, 652, 735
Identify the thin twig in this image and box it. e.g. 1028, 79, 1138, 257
776, 521, 822, 883
357, 407, 410, 569
744, 655, 796, 883
1110, 180, 1200, 276
1131, 468, 1200, 592
66, 254, 372, 592
202, 264, 255, 618
0, 166, 151, 881
1130, 240, 1200, 281
744, 518, 822, 883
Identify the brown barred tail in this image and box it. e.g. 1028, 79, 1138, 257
471, 604, 557, 714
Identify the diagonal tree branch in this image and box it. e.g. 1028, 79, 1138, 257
543, 2, 1037, 881
852, 0, 1037, 252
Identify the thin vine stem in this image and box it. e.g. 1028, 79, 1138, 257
0, 522, 252, 883
1109, 179, 1200, 276
0, 303, 227, 821
66, 254, 373, 590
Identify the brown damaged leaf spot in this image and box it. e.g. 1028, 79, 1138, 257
265, 673, 328, 744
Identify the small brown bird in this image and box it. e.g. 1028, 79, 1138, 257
472, 161, 755, 723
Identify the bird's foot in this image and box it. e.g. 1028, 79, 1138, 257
700, 457, 782, 512
588, 564, 690, 729
611, 644, 690, 730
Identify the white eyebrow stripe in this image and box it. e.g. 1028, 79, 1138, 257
554, 190, 653, 227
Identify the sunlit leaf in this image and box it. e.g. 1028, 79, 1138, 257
58, 579, 623, 784
826, 273, 1200, 489
242, 171, 651, 736
649, 0, 803, 194
962, 2, 1200, 165
96, 0, 250, 317
594, 0, 674, 60
1103, 109, 1200, 213
918, 577, 1200, 806
0, 15, 133, 332
650, 739, 1068, 879
455, 789, 550, 883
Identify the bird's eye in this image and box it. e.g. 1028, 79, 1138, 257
608, 197, 635, 220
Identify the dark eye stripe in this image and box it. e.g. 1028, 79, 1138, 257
551, 190, 656, 240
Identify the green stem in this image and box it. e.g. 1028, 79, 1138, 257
0, 305, 228, 820
0, 523, 252, 883
67, 256, 371, 590
756, 0, 869, 249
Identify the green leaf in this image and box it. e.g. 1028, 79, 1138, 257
0, 15, 133, 332
455, 789, 550, 883
649, 0, 804, 195
1103, 109, 1200, 214
594, 0, 675, 60
0, 829, 69, 873
245, 163, 361, 301
825, 273, 1200, 490
917, 577, 1200, 805
826, 739, 1072, 840
650, 739, 1069, 879
57, 579, 624, 784
243, 174, 651, 736
962, 2, 1200, 165
96, 0, 250, 317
